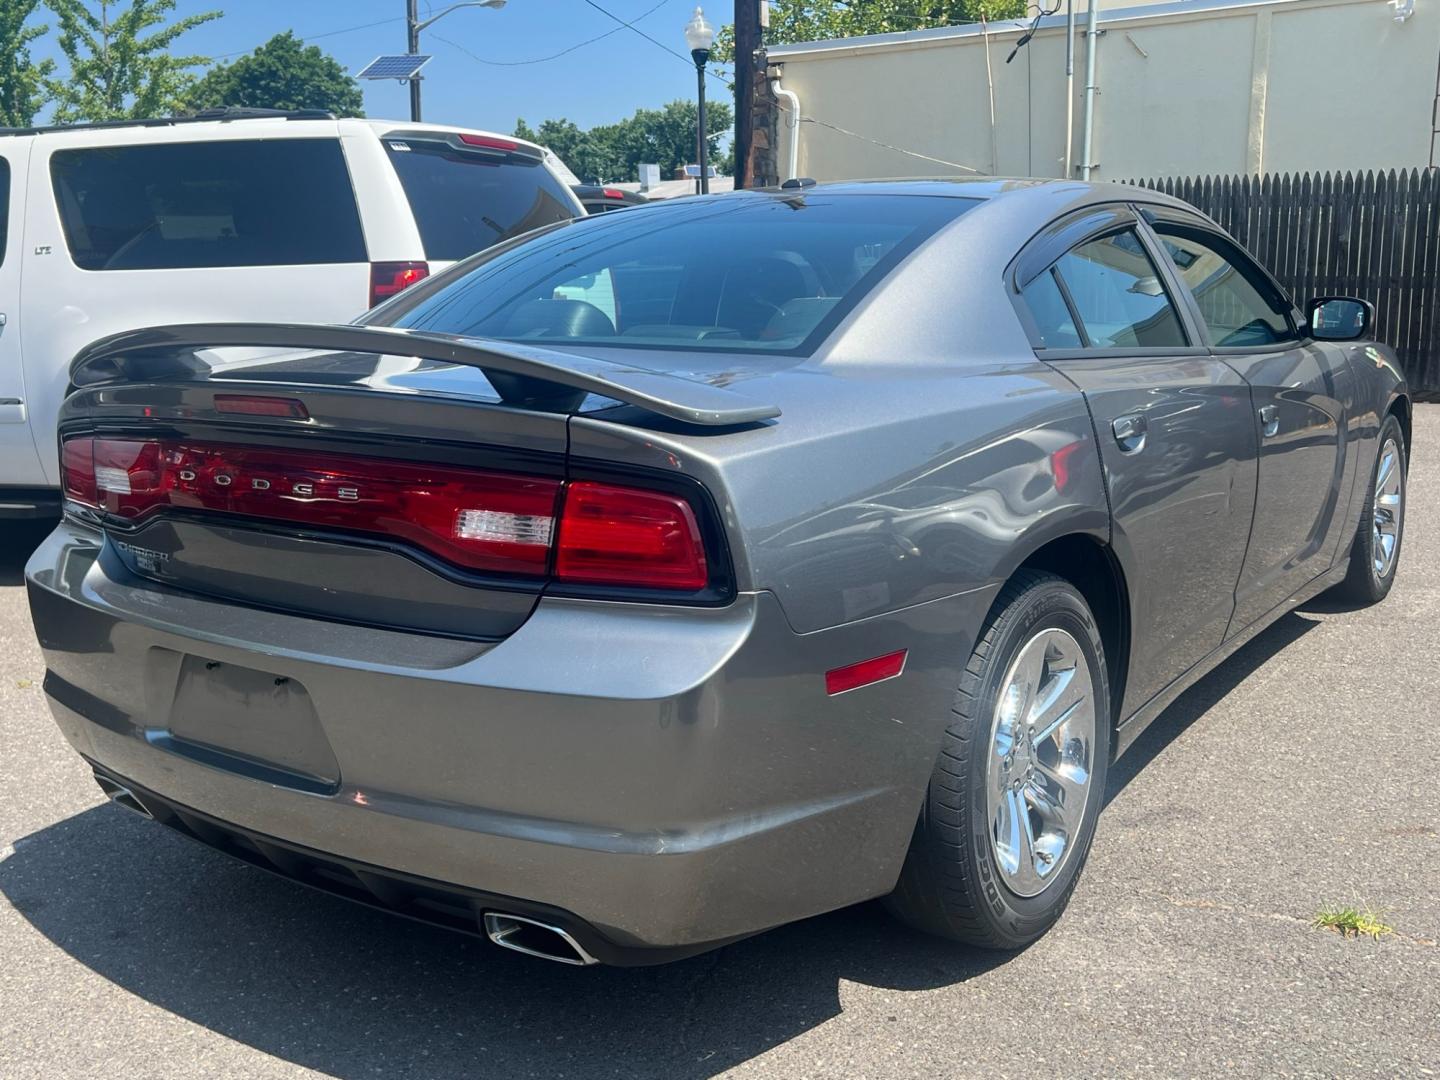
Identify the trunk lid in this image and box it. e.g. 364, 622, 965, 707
60, 326, 768, 638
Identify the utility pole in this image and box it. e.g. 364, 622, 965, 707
406, 0, 423, 122
733, 0, 763, 188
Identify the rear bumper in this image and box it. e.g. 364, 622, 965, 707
26, 520, 991, 956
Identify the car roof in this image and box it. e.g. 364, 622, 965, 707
759, 176, 1198, 210
0, 113, 545, 157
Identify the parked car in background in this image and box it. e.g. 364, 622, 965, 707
27, 180, 1409, 965
0, 107, 582, 521
572, 184, 648, 214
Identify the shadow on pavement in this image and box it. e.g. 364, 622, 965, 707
0, 804, 1009, 1079
0, 518, 55, 586
1, 578, 1322, 1077
1104, 610, 1318, 804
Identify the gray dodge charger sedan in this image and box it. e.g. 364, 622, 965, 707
27, 179, 1410, 965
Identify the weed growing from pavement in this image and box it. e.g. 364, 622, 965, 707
1311, 904, 1394, 940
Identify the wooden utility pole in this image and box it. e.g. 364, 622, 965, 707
733, 0, 762, 188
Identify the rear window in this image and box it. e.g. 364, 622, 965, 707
384, 138, 578, 261
50, 139, 367, 271
384, 193, 975, 355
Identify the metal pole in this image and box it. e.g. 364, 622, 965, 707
407, 0, 423, 123
1064, 0, 1075, 177
696, 58, 710, 195
1080, 0, 1099, 180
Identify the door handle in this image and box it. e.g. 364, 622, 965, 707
1112, 413, 1148, 453
1259, 404, 1280, 438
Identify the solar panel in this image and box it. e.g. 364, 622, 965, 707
356, 54, 432, 80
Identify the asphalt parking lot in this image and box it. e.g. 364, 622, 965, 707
2, 409, 1437, 1080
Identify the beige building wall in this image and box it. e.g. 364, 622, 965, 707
770, 0, 1438, 182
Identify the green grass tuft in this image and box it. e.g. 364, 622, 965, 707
1311, 904, 1394, 940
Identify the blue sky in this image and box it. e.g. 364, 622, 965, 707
30, 0, 725, 133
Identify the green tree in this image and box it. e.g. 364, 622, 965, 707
713, 0, 1024, 65
185, 31, 363, 116
0, 1, 55, 127
47, 0, 222, 123
516, 100, 733, 184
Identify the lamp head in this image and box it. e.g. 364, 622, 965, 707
684, 6, 715, 63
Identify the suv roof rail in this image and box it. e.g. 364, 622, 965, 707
0, 107, 338, 137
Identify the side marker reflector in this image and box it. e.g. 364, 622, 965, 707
825, 649, 908, 696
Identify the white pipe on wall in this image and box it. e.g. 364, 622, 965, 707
773, 73, 801, 180
1080, 0, 1100, 180
1064, 0, 1075, 177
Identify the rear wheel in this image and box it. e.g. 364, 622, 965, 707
887, 570, 1110, 949
1330, 414, 1407, 606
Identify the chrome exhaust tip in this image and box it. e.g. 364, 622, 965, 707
93, 774, 154, 820
483, 912, 599, 966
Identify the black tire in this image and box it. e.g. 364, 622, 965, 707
1330, 414, 1407, 606
886, 570, 1111, 950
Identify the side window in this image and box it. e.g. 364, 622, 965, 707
1020, 268, 1081, 349
1154, 227, 1296, 347
50, 139, 367, 271
1053, 229, 1188, 349
0, 158, 9, 268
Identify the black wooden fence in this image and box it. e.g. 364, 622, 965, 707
1132, 170, 1440, 394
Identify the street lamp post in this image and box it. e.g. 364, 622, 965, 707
684, 7, 716, 195
405, 0, 507, 122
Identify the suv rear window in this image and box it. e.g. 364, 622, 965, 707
383, 137, 578, 261
51, 139, 367, 271
384, 193, 975, 355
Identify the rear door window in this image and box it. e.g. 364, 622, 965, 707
50, 139, 367, 271
383, 138, 577, 261
1053, 229, 1187, 349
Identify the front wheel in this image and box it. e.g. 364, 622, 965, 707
886, 570, 1110, 950
1330, 414, 1407, 606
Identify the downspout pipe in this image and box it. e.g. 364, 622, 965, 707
772, 71, 800, 182
1064, 0, 1075, 177
1080, 0, 1100, 180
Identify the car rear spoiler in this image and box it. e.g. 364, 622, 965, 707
69, 323, 782, 428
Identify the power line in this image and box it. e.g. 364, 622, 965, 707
432, 0, 670, 66
210, 16, 405, 62
778, 100, 982, 174
578, 0, 730, 84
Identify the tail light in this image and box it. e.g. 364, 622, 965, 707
61, 436, 717, 594
458, 133, 519, 152
556, 482, 708, 591
369, 261, 429, 307
64, 436, 559, 576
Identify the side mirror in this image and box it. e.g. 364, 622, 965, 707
1307, 296, 1373, 342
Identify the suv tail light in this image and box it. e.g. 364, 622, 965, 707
61, 436, 717, 594
369, 261, 429, 307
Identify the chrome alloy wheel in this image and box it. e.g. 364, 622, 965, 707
985, 627, 1097, 898
1372, 437, 1403, 580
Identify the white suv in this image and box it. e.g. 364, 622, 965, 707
0, 108, 583, 519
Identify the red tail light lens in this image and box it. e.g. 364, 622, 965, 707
458, 133, 519, 152
63, 436, 559, 576
555, 481, 708, 591
369, 261, 430, 307
61, 437, 98, 507
61, 437, 717, 593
